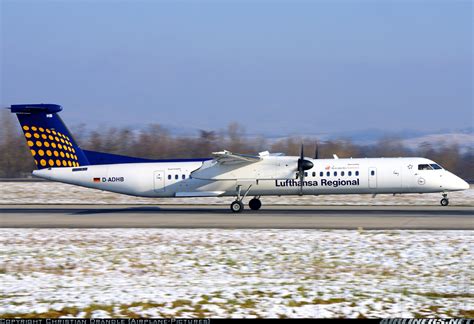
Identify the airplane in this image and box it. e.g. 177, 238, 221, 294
9, 103, 469, 212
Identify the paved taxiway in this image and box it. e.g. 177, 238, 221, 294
0, 205, 473, 229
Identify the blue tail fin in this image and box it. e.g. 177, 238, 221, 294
10, 104, 89, 169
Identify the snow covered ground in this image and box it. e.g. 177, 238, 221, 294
1, 182, 473, 206
1, 229, 472, 318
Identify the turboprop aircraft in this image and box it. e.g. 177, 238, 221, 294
10, 104, 469, 212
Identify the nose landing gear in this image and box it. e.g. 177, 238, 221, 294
440, 193, 449, 206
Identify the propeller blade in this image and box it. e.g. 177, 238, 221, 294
314, 141, 319, 159
297, 143, 314, 196
299, 169, 304, 195
299, 143, 305, 195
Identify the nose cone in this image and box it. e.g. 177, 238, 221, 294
459, 178, 470, 190
446, 173, 470, 191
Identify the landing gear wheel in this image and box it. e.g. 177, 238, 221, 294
440, 198, 449, 206
231, 200, 244, 213
249, 198, 262, 210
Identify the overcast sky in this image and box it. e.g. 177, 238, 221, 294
1, 0, 472, 136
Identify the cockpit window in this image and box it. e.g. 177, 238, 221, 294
418, 164, 433, 170
430, 164, 442, 170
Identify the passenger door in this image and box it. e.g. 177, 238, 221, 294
368, 167, 377, 189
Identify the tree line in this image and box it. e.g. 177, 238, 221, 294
1, 110, 472, 180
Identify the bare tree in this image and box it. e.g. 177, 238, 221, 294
0, 111, 35, 177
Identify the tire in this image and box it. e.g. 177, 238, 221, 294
230, 200, 244, 213
249, 198, 262, 210
440, 198, 449, 206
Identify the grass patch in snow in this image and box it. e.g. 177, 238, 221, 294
171, 300, 193, 308
416, 292, 473, 299
313, 298, 347, 305
459, 310, 474, 317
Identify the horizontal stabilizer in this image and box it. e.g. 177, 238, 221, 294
10, 104, 63, 114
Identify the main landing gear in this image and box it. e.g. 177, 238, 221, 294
230, 185, 262, 213
440, 193, 449, 206
230, 184, 252, 213
230, 200, 245, 213
231, 197, 262, 213
249, 197, 262, 210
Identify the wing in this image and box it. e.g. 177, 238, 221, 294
212, 150, 261, 165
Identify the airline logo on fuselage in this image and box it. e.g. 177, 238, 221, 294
275, 178, 360, 188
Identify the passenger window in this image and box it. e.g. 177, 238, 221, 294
334, 171, 337, 176
348, 171, 352, 176
182, 174, 186, 179
167, 175, 171, 180
371, 170, 375, 176
430, 164, 442, 170
312, 172, 316, 177
341, 171, 345, 176
320, 172, 323, 177
175, 174, 179, 180
355, 171, 359, 176
418, 164, 433, 170
304, 172, 308, 177
326, 171, 330, 177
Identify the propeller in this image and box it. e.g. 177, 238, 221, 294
314, 141, 319, 159
297, 144, 314, 196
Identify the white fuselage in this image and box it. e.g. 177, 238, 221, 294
33, 156, 469, 198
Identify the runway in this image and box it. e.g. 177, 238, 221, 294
0, 205, 473, 229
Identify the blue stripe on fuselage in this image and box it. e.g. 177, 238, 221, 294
83, 150, 211, 165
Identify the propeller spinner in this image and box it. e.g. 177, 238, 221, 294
297, 144, 314, 196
